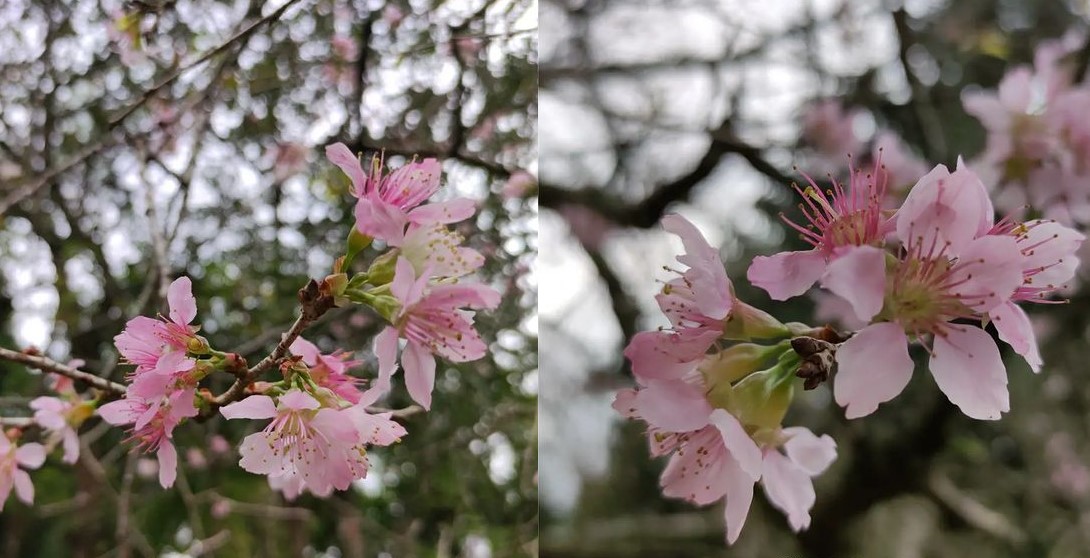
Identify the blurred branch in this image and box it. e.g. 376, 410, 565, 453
892, 8, 948, 162
928, 470, 1027, 544
0, 346, 127, 395
366, 404, 425, 419
0, 0, 303, 217
541, 126, 792, 228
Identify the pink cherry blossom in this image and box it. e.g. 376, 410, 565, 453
748, 160, 891, 304
29, 396, 81, 464
614, 371, 837, 543
0, 434, 46, 511
833, 161, 1025, 420
800, 100, 864, 168
325, 143, 476, 245
400, 223, 485, 279
372, 257, 500, 409
221, 390, 376, 496
114, 276, 199, 371
97, 388, 197, 488
289, 337, 365, 404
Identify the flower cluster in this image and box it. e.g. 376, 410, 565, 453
324, 143, 501, 410
962, 33, 1090, 224
98, 277, 204, 488
617, 215, 839, 544
753, 158, 1083, 420
618, 150, 1083, 543
0, 143, 504, 509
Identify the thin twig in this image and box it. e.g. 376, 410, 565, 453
205, 279, 334, 415
0, 346, 127, 395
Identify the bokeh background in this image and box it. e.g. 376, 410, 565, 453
0, 0, 537, 556
540, 1, 1090, 556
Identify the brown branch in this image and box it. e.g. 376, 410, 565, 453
541, 127, 793, 228
0, 346, 127, 395
204, 279, 334, 415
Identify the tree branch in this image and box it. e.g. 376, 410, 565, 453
205, 279, 334, 414
0, 346, 127, 395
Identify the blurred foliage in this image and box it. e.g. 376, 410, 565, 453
0, 0, 537, 556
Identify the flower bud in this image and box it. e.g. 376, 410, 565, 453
722, 300, 791, 341
712, 366, 794, 430
366, 249, 400, 286
699, 343, 787, 388
186, 335, 211, 355
343, 227, 373, 270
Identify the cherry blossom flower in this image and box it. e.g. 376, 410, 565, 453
833, 161, 1025, 420
399, 223, 485, 279
325, 143, 476, 245
114, 276, 200, 372
97, 388, 198, 488
800, 100, 865, 174
222, 390, 365, 495
747, 160, 892, 312
0, 433, 46, 512
613, 371, 836, 543
628, 215, 791, 382
289, 337, 365, 404
372, 258, 500, 409
29, 396, 82, 464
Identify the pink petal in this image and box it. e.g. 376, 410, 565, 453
167, 276, 197, 325
623, 329, 717, 382
662, 214, 719, 267
631, 379, 712, 433
277, 390, 321, 411
747, 250, 827, 301
62, 429, 80, 464
390, 257, 418, 306
238, 433, 280, 475
403, 341, 436, 410
13, 469, 34, 505
325, 143, 368, 195
289, 337, 321, 366
16, 443, 46, 469
962, 91, 1009, 133
896, 163, 985, 254
820, 246, 886, 322
1019, 219, 1085, 283
834, 323, 914, 419
954, 157, 996, 236
948, 235, 1024, 313
659, 428, 730, 505
407, 198, 476, 225
781, 427, 837, 476
709, 409, 762, 481
760, 449, 816, 532
97, 398, 143, 426
364, 326, 400, 399
930, 326, 1009, 420
998, 66, 1033, 112
723, 455, 755, 545
355, 196, 409, 245
220, 395, 278, 420
991, 302, 1042, 373
157, 442, 178, 488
